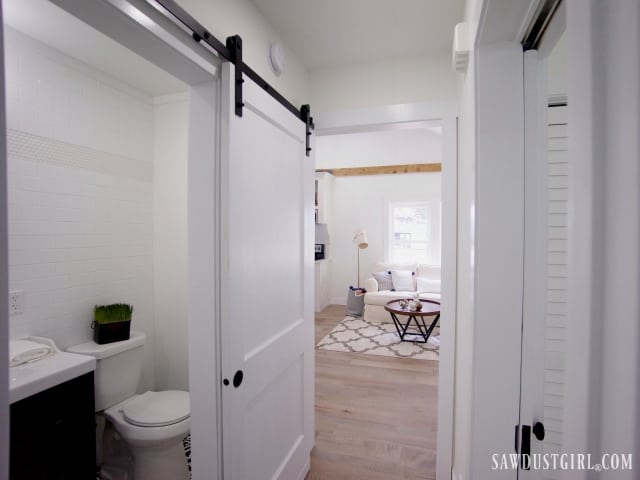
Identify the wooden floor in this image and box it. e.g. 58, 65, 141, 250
306, 305, 439, 480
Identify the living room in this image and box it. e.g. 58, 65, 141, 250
314, 123, 443, 311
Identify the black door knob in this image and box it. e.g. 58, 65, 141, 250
223, 370, 244, 387
533, 422, 545, 441
233, 370, 244, 388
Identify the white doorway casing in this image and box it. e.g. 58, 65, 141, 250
315, 100, 458, 480
454, 1, 542, 479
187, 79, 222, 479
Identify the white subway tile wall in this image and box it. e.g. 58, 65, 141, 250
5, 27, 156, 390
4, 27, 153, 162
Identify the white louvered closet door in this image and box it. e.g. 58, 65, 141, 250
520, 98, 569, 480
532, 105, 569, 480
541, 104, 569, 479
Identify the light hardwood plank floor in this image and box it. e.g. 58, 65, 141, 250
307, 305, 439, 480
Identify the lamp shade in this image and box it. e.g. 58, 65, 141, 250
353, 229, 368, 249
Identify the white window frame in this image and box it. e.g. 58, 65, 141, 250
386, 200, 441, 265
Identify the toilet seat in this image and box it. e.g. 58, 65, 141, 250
123, 391, 190, 427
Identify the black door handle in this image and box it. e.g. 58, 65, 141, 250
521, 425, 531, 470
223, 370, 244, 388
517, 422, 545, 470
533, 421, 545, 441
233, 370, 244, 388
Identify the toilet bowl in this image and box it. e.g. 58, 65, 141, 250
105, 391, 190, 480
67, 332, 190, 480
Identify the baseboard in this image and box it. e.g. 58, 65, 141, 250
296, 458, 310, 480
330, 296, 347, 305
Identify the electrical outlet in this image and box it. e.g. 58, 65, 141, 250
9, 290, 24, 315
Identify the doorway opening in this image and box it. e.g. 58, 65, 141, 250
310, 104, 457, 479
312, 121, 442, 478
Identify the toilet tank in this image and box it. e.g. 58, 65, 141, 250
67, 331, 146, 411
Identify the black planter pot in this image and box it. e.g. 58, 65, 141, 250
92, 320, 131, 345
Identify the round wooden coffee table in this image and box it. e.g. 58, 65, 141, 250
384, 299, 441, 343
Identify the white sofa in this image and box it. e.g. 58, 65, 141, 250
363, 262, 441, 323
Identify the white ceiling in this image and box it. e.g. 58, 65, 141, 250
316, 125, 442, 170
250, 0, 465, 70
2, 0, 464, 93
3, 0, 187, 97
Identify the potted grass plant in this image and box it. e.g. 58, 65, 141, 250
92, 303, 133, 344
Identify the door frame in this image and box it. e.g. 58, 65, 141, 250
459, 1, 539, 477
315, 100, 458, 480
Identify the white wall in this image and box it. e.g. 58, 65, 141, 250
547, 32, 567, 99
316, 127, 442, 169
327, 173, 441, 303
5, 27, 156, 391
178, 0, 309, 108
310, 51, 458, 113
152, 94, 189, 391
563, 2, 640, 475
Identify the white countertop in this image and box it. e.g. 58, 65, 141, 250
9, 341, 96, 404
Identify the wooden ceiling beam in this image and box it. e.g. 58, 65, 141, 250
316, 163, 441, 177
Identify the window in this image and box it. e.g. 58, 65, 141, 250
387, 201, 441, 265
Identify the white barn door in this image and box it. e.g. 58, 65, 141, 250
219, 63, 314, 480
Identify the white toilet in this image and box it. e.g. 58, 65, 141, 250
68, 331, 190, 480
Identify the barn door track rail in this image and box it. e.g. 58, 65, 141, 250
153, 0, 314, 156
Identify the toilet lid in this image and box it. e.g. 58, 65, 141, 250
123, 391, 190, 427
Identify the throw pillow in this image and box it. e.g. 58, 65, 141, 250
372, 271, 394, 291
390, 270, 415, 291
417, 277, 440, 293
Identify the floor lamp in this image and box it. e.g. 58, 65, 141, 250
353, 229, 369, 287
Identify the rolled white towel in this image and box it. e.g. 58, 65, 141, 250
9, 339, 55, 367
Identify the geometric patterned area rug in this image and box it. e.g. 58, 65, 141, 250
316, 316, 439, 361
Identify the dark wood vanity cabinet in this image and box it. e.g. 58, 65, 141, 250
10, 372, 96, 479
